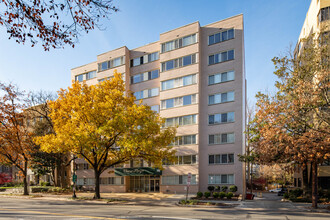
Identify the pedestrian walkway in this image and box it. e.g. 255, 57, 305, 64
0, 191, 191, 206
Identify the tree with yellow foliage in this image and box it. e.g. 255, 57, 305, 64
35, 71, 176, 199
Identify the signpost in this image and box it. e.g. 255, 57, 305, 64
186, 173, 191, 201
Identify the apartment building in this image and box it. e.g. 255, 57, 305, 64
71, 14, 246, 194
293, 0, 330, 190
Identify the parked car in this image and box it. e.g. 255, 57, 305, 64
277, 188, 288, 196
269, 188, 281, 193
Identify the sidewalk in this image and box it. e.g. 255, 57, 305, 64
0, 191, 190, 207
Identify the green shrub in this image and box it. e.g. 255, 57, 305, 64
226, 192, 233, 199
215, 186, 221, 191
40, 181, 50, 186
3, 182, 14, 187
213, 192, 219, 198
283, 192, 289, 199
207, 185, 215, 192
229, 185, 238, 192
219, 192, 226, 199
289, 194, 297, 201
290, 188, 303, 197
188, 200, 198, 205
221, 186, 228, 192
196, 191, 203, 198
180, 200, 198, 205
204, 191, 211, 198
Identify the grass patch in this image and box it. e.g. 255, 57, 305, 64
179, 199, 234, 207
69, 197, 127, 203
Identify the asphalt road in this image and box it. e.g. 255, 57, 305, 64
0, 193, 329, 220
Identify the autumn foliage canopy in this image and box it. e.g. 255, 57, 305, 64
0, 0, 118, 50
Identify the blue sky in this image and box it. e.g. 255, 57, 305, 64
0, 0, 310, 104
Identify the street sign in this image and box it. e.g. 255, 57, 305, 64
186, 172, 192, 201
187, 172, 191, 185
73, 174, 77, 183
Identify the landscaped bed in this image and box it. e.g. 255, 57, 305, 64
178, 199, 238, 207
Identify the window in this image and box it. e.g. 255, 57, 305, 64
209, 154, 234, 164
134, 88, 159, 100
130, 52, 159, 67
112, 57, 121, 67
162, 175, 197, 185
151, 105, 160, 113
208, 50, 234, 65
209, 91, 234, 105
133, 58, 141, 67
161, 34, 197, 53
161, 94, 197, 109
164, 114, 197, 127
319, 7, 330, 22
100, 177, 124, 185
77, 178, 95, 185
161, 54, 197, 72
131, 70, 159, 84
208, 174, 234, 184
75, 70, 97, 82
86, 71, 96, 80
163, 155, 197, 165
75, 74, 84, 82
208, 29, 234, 45
209, 71, 234, 85
98, 56, 125, 72
101, 61, 109, 71
209, 133, 235, 145
170, 135, 196, 146
209, 112, 234, 125
148, 52, 159, 62
98, 73, 125, 83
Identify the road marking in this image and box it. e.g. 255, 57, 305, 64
0, 208, 122, 220
151, 216, 201, 220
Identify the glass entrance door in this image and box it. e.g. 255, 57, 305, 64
150, 179, 160, 192
150, 179, 155, 192
155, 179, 160, 192
127, 176, 160, 192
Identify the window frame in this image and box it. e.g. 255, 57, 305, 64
161, 33, 198, 53
208, 91, 235, 105
208, 28, 235, 46
208, 133, 235, 145
208, 153, 235, 165
161, 94, 197, 110
208, 71, 235, 85
208, 49, 235, 66
208, 112, 235, 125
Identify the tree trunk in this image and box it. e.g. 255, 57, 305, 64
312, 162, 318, 209
93, 169, 101, 199
23, 161, 29, 195
60, 164, 65, 188
247, 161, 250, 192
250, 163, 253, 194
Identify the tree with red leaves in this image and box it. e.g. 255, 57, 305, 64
0, 82, 35, 195
0, 0, 118, 50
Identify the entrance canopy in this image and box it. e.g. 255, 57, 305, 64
115, 167, 162, 176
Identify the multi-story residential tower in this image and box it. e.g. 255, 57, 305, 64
71, 15, 246, 194
293, 0, 330, 190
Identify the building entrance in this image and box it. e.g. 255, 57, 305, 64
127, 176, 160, 193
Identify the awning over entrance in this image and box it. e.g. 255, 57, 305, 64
115, 167, 162, 176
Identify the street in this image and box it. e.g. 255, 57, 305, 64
0, 193, 329, 219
